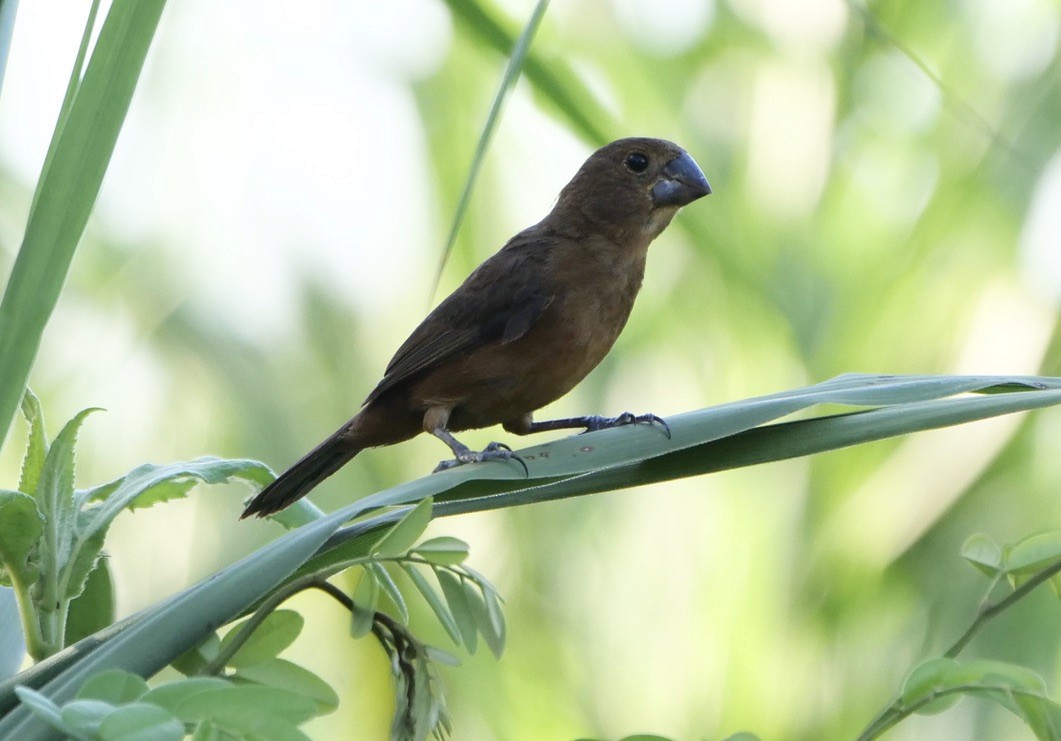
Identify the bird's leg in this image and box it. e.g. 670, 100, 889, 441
504, 411, 671, 439
425, 407, 528, 474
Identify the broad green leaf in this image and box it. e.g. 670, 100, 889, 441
435, 569, 477, 654
192, 714, 309, 741
401, 564, 461, 646
901, 657, 962, 714
0, 0, 166, 453
351, 571, 379, 638
463, 579, 504, 658
77, 669, 148, 704
410, 536, 469, 566
220, 609, 303, 669
961, 533, 1003, 577
141, 678, 230, 716
371, 497, 433, 558
233, 658, 339, 714
61, 698, 115, 737
97, 702, 184, 741
18, 389, 48, 496
66, 559, 116, 646
1005, 532, 1061, 574
366, 562, 408, 623
158, 685, 317, 726
0, 489, 43, 587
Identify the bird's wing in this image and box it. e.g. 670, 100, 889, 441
363, 235, 553, 406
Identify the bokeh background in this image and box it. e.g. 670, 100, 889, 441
2, 0, 1061, 738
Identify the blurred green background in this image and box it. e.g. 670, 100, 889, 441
2, 0, 1061, 738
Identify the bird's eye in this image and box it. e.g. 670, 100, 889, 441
625, 152, 649, 173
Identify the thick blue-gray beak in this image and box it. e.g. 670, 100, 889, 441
651, 151, 711, 208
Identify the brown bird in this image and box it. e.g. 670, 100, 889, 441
241, 137, 710, 518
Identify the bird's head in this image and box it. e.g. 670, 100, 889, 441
554, 137, 711, 243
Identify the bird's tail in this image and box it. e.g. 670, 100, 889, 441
241, 429, 362, 519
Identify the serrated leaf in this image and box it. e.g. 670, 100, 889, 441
63, 509, 108, 602
463, 579, 504, 658
0, 489, 43, 587
372, 497, 433, 558
97, 701, 184, 741
66, 559, 116, 646
410, 536, 469, 566
233, 658, 339, 714
77, 669, 149, 704
219, 609, 303, 669
18, 390, 48, 496
35, 407, 102, 605
901, 657, 962, 714
401, 564, 460, 646
351, 571, 379, 638
435, 569, 476, 654
367, 562, 408, 623
961, 533, 1002, 577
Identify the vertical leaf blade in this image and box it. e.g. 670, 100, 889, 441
0, 0, 167, 451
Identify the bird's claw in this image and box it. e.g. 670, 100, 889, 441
582, 411, 671, 439
433, 441, 529, 475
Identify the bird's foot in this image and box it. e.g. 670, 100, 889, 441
581, 412, 671, 439
433, 441, 529, 475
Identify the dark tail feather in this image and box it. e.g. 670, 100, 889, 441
241, 431, 361, 519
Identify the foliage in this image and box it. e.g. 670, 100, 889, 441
1, 0, 1060, 738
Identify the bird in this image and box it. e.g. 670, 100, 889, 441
241, 137, 710, 518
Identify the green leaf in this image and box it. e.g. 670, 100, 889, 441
366, 562, 408, 623
901, 657, 962, 714
463, 579, 504, 658
18, 389, 48, 496
61, 698, 115, 737
63, 510, 108, 603
424, 646, 460, 667
961, 533, 1003, 577
193, 714, 309, 741
140, 678, 230, 715
351, 571, 379, 638
1005, 532, 1061, 575
233, 658, 339, 714
0, 0, 167, 454
219, 609, 304, 669
950, 660, 1047, 694
66, 559, 116, 646
170, 633, 220, 677
371, 497, 434, 558
97, 702, 184, 741
410, 536, 469, 566
435, 569, 477, 654
0, 489, 43, 587
13, 686, 66, 731
1011, 692, 1061, 740
77, 669, 149, 704
401, 564, 461, 646
158, 685, 318, 726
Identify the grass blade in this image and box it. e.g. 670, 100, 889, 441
0, 0, 166, 452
